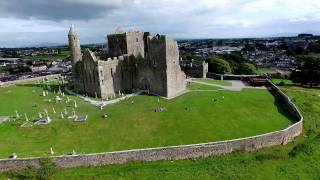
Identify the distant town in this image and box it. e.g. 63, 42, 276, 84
0, 33, 319, 83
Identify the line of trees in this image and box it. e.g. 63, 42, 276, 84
182, 52, 257, 75
291, 56, 320, 87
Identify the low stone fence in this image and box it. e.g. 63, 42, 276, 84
0, 79, 303, 172
0, 74, 61, 88
207, 72, 261, 81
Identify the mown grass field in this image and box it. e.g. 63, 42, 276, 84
54, 86, 320, 179
272, 78, 294, 86
0, 80, 292, 159
2, 85, 317, 180
192, 78, 232, 86
29, 50, 70, 61
187, 81, 222, 90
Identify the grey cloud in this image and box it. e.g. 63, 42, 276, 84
0, 0, 131, 21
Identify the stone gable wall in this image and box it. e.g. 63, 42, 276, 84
0, 80, 303, 172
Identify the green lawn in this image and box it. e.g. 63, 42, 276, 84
187, 82, 222, 90
20, 85, 318, 180
0, 80, 293, 159
192, 78, 232, 86
272, 78, 294, 86
257, 67, 277, 74
29, 50, 70, 61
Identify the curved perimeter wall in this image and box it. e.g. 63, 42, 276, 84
0, 80, 303, 172
206, 72, 261, 80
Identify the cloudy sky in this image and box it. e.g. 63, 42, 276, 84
0, 0, 319, 47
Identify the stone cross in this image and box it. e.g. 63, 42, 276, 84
64, 108, 68, 115
50, 147, 54, 155
44, 109, 48, 116
74, 100, 78, 108
47, 115, 51, 123
15, 110, 20, 119
24, 113, 29, 122
38, 112, 43, 118
52, 107, 56, 114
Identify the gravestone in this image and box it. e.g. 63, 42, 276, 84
50, 147, 54, 155
74, 100, 78, 108
0, 116, 9, 124
15, 110, 20, 119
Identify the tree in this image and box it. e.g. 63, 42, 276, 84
221, 52, 251, 74
291, 56, 320, 87
239, 63, 257, 75
308, 43, 320, 53
182, 53, 205, 61
206, 57, 232, 74
242, 44, 255, 52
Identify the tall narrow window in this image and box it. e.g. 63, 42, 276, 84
110, 68, 113, 77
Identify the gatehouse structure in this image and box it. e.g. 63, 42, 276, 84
69, 25, 186, 99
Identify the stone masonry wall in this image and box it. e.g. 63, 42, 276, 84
207, 72, 261, 81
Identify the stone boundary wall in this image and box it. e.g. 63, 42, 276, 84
0, 74, 61, 88
0, 79, 303, 172
207, 72, 261, 80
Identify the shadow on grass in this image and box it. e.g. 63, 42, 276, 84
273, 99, 295, 123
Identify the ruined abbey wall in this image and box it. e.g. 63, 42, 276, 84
74, 31, 186, 99
107, 33, 127, 57
97, 55, 137, 99
165, 37, 187, 98
126, 32, 145, 58
141, 35, 168, 96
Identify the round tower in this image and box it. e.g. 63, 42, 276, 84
68, 24, 82, 65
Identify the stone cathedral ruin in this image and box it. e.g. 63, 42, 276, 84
69, 25, 187, 99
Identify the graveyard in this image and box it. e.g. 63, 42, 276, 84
0, 78, 294, 158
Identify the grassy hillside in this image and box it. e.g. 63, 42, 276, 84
0, 81, 292, 159
43, 86, 320, 179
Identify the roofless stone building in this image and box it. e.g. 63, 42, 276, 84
68, 26, 186, 99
